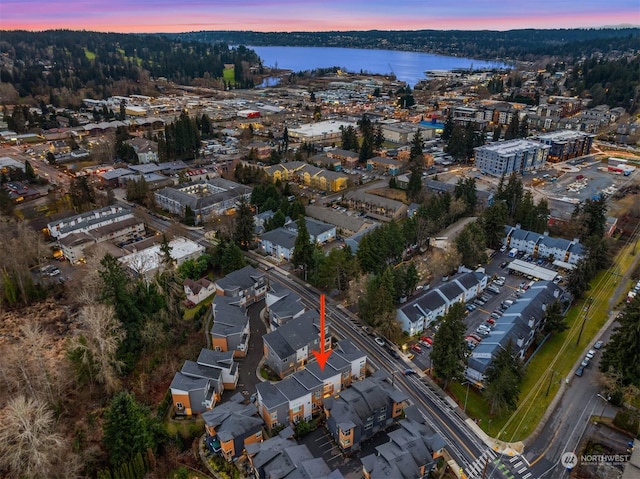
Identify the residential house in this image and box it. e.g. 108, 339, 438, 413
361, 405, 446, 479
266, 283, 305, 330
210, 295, 250, 358
262, 310, 329, 379
259, 227, 297, 262
125, 137, 158, 164
203, 393, 264, 461
170, 348, 240, 416
197, 348, 239, 389
169, 373, 216, 417
465, 281, 563, 385
324, 374, 409, 453
119, 237, 205, 279
184, 277, 215, 305
215, 265, 266, 305
285, 217, 336, 244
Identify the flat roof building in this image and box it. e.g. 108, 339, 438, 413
474, 139, 550, 177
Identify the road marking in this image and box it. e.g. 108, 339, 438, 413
509, 456, 520, 463
513, 461, 523, 468
518, 467, 528, 473
522, 473, 532, 479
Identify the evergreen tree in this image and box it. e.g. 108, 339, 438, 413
454, 177, 477, 214
441, 115, 454, 142
406, 130, 425, 202
431, 303, 468, 389
292, 217, 314, 278
504, 115, 520, 140
103, 391, 161, 467
543, 299, 567, 334
24, 160, 36, 180
481, 201, 508, 249
600, 296, 640, 387
233, 197, 255, 250
455, 221, 487, 267
483, 341, 524, 415
159, 234, 173, 268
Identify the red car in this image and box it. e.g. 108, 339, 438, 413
411, 344, 422, 354
420, 336, 433, 345
486, 318, 496, 325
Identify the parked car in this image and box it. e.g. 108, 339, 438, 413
411, 344, 423, 354
403, 368, 417, 376
389, 349, 401, 360
486, 318, 496, 325
500, 261, 508, 269
374, 337, 385, 347
469, 334, 483, 342
575, 366, 584, 377
420, 336, 433, 346
586, 349, 596, 360
465, 336, 479, 344
594, 340, 604, 349
581, 358, 590, 368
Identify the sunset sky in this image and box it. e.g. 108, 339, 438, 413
2, 0, 639, 33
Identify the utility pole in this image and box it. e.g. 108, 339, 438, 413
576, 297, 593, 346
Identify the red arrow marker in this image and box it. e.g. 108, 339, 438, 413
312, 294, 332, 370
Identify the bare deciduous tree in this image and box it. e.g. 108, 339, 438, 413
0, 395, 66, 479
69, 303, 125, 394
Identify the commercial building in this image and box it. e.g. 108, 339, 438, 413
288, 120, 354, 143
474, 139, 549, 177
535, 130, 594, 163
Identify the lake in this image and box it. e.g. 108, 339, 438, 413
248, 45, 509, 87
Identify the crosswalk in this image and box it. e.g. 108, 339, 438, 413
465, 449, 532, 479
465, 449, 497, 478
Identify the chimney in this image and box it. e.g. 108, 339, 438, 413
543, 231, 549, 237
515, 223, 521, 230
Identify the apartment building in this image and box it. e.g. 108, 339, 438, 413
535, 130, 594, 163
210, 295, 250, 358
504, 224, 584, 264
266, 283, 305, 330
474, 139, 550, 177
214, 265, 266, 305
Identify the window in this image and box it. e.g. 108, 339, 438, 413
270, 411, 278, 420
175, 402, 184, 409
364, 422, 373, 431
378, 413, 387, 422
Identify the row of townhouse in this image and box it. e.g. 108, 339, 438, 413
263, 310, 332, 379
247, 428, 344, 479
262, 161, 349, 193
504, 224, 584, 264
466, 281, 564, 386
343, 189, 408, 222
257, 339, 367, 431
265, 282, 305, 330
361, 405, 447, 479
397, 272, 488, 336
323, 373, 410, 454
170, 348, 239, 416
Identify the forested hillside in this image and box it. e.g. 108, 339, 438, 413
0, 30, 260, 106
170, 28, 640, 61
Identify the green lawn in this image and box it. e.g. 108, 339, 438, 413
450, 242, 639, 441
223, 67, 235, 83
183, 295, 214, 321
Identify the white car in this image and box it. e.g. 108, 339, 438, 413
586, 349, 596, 359
374, 337, 385, 347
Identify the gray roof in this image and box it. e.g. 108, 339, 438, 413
216, 265, 264, 293
438, 281, 464, 301
197, 348, 235, 370
259, 227, 298, 250
202, 394, 262, 442
181, 360, 222, 382
155, 178, 252, 213
332, 339, 366, 363
170, 371, 208, 392
268, 284, 304, 319
291, 368, 323, 391
263, 310, 321, 359
256, 381, 288, 409
210, 296, 248, 337
455, 271, 483, 290
285, 217, 335, 240
275, 377, 311, 401
48, 205, 132, 236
